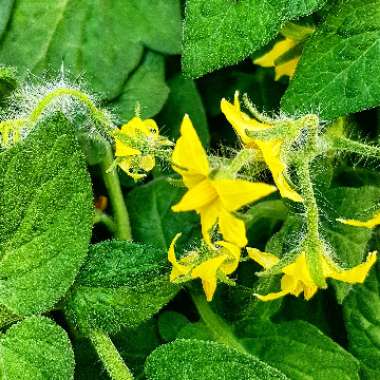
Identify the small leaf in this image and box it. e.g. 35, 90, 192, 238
344, 262, 380, 379
182, 0, 327, 78
145, 339, 289, 380
0, 114, 93, 315
127, 178, 200, 251
158, 311, 190, 342
158, 74, 209, 146
111, 52, 170, 122
238, 320, 360, 380
282, 0, 380, 119
0, 316, 74, 380
64, 240, 179, 334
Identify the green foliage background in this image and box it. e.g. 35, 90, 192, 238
0, 1, 379, 380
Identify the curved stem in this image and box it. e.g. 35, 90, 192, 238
90, 330, 134, 380
190, 290, 249, 355
27, 87, 113, 134
100, 142, 132, 241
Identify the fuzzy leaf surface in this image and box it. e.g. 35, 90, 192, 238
344, 262, 380, 379
0, 114, 93, 315
239, 320, 360, 380
0, 0, 181, 98
182, 0, 327, 77
0, 316, 74, 380
282, 0, 380, 119
64, 240, 179, 334
145, 339, 289, 380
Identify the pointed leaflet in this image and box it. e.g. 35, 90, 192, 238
182, 0, 327, 77
0, 114, 93, 315
0, 0, 181, 98
282, 0, 380, 119
0, 316, 74, 380
145, 339, 289, 380
344, 262, 380, 379
64, 240, 179, 334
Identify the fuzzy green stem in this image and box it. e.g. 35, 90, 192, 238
228, 149, 256, 174
328, 136, 380, 160
190, 290, 249, 354
27, 87, 112, 134
296, 123, 326, 287
90, 330, 134, 380
100, 142, 132, 240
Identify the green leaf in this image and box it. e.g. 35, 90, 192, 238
0, 0, 14, 38
182, 0, 327, 78
320, 186, 380, 301
282, 0, 380, 119
145, 339, 289, 380
127, 178, 199, 251
344, 261, 380, 379
158, 74, 209, 146
158, 311, 190, 342
0, 0, 181, 98
64, 240, 179, 334
238, 320, 360, 380
0, 114, 93, 315
0, 316, 74, 380
111, 52, 170, 122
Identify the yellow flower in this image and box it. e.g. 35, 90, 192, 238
337, 210, 380, 229
221, 93, 303, 203
248, 248, 377, 301
171, 115, 276, 247
114, 116, 170, 180
254, 37, 299, 80
168, 234, 241, 301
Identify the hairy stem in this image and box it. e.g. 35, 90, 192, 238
90, 330, 134, 380
190, 290, 249, 355
100, 142, 132, 241
27, 87, 112, 134
329, 136, 380, 160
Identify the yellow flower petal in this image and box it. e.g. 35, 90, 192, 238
191, 255, 227, 301
168, 233, 191, 282
115, 138, 141, 157
212, 178, 276, 211
254, 38, 298, 68
172, 115, 210, 187
247, 247, 280, 269
274, 57, 299, 80
255, 289, 291, 301
338, 211, 380, 229
199, 200, 223, 245
216, 241, 241, 274
139, 155, 155, 172
323, 252, 377, 284
172, 179, 218, 212
218, 209, 247, 248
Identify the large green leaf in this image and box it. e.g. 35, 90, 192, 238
238, 320, 360, 380
111, 51, 170, 122
344, 262, 380, 379
282, 0, 380, 119
0, 0, 14, 37
0, 0, 181, 98
0, 114, 93, 316
145, 339, 289, 380
182, 0, 327, 78
0, 316, 74, 380
64, 240, 179, 334
127, 178, 199, 251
